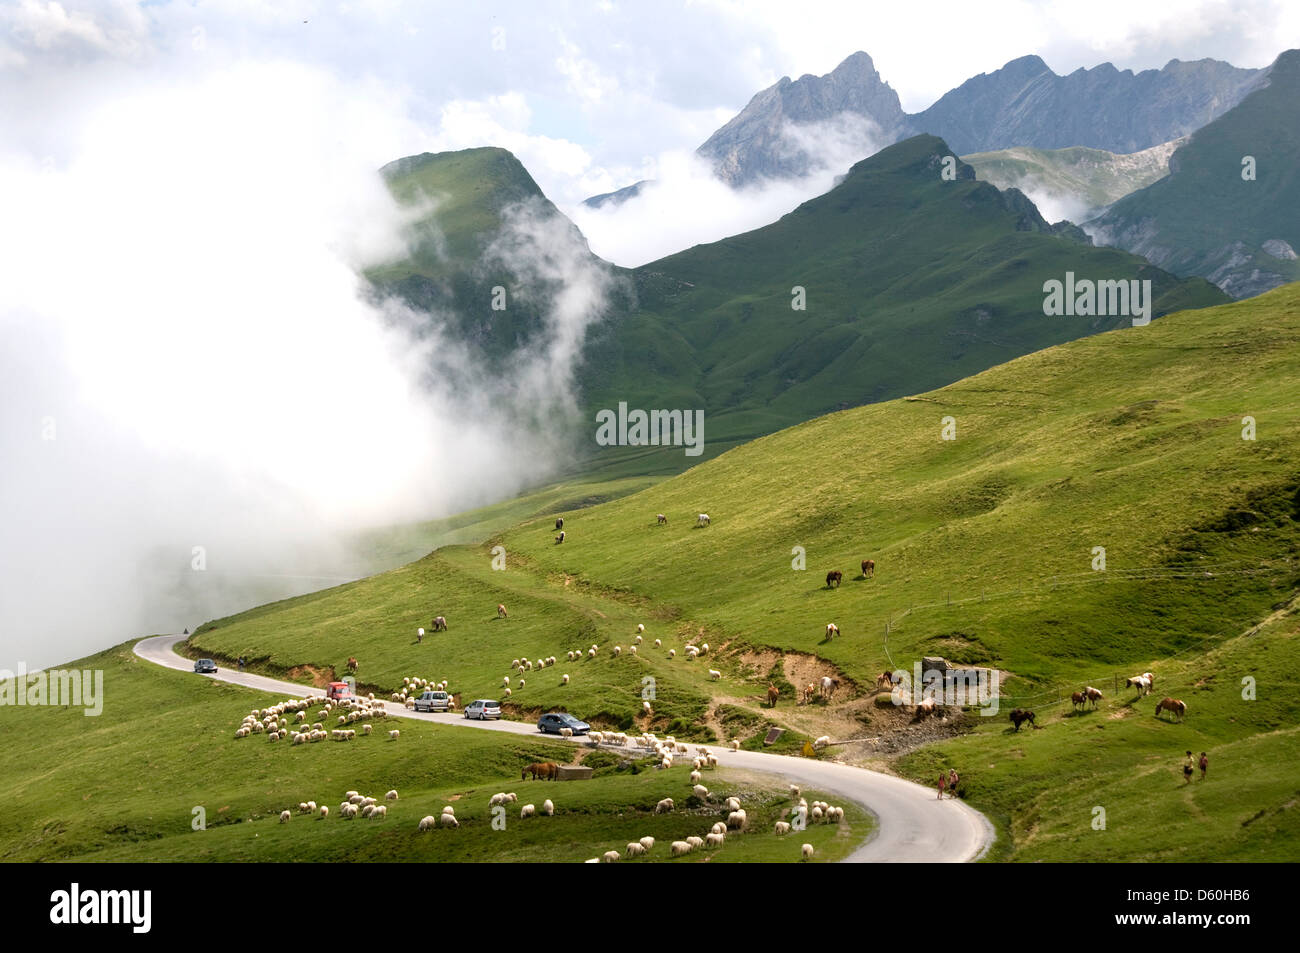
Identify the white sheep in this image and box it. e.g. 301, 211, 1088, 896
588, 648, 596, 659
625, 842, 646, 857
418, 815, 437, 831
613, 646, 621, 656
726, 809, 747, 830
543, 799, 554, 816
319, 806, 328, 819
653, 638, 662, 648
389, 729, 400, 740
439, 813, 459, 828
811, 806, 824, 823
730, 739, 740, 752
636, 623, 645, 633
561, 674, 569, 685
801, 843, 815, 861
442, 805, 455, 815
705, 832, 725, 848
690, 770, 702, 784
654, 798, 674, 814
601, 850, 621, 863
668, 649, 676, 658
559, 727, 573, 738
518, 679, 525, 688
708, 669, 721, 680
503, 676, 511, 687
385, 790, 398, 800
372, 804, 387, 819
279, 810, 291, 823
639, 836, 655, 850
789, 784, 800, 798
693, 784, 709, 800
671, 840, 693, 856
520, 804, 536, 819
724, 796, 741, 812
814, 735, 830, 749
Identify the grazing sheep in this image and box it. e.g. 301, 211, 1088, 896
559, 727, 573, 738
518, 679, 525, 688
814, 735, 831, 749
439, 813, 459, 828
279, 810, 291, 823
654, 798, 674, 814
643, 701, 652, 715
389, 729, 400, 740
723, 796, 741, 812
730, 739, 740, 751
668, 649, 676, 658
774, 821, 791, 835
626, 842, 647, 858
601, 850, 620, 863
700, 644, 709, 654
708, 669, 721, 680
385, 790, 398, 800
789, 784, 801, 798
687, 836, 704, 849
520, 804, 536, 819
319, 806, 328, 819
653, 639, 662, 648
671, 841, 693, 856
693, 784, 709, 800
504, 688, 512, 697
418, 815, 436, 832
706, 754, 719, 768
555, 531, 565, 544
801, 843, 814, 861
562, 674, 569, 685
637, 623, 645, 633
811, 806, 824, 823
690, 770, 702, 784
613, 646, 621, 656
726, 809, 747, 830
543, 799, 554, 816
639, 836, 655, 850
705, 832, 725, 848
503, 676, 511, 687
361, 805, 375, 818
588, 649, 596, 659
372, 805, 387, 819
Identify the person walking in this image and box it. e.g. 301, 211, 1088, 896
1199, 752, 1208, 781
948, 768, 960, 798
237, 655, 245, 671
937, 772, 947, 800
1183, 750, 1194, 784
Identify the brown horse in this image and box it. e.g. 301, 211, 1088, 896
1009, 708, 1036, 731
555, 517, 564, 531
347, 657, 358, 673
861, 559, 875, 578
656, 513, 667, 525
875, 670, 894, 689
431, 616, 447, 631
1070, 690, 1086, 711
825, 570, 843, 588
800, 682, 816, 705
497, 603, 508, 619
1155, 697, 1186, 722
1085, 686, 1103, 709
523, 762, 559, 781
766, 683, 780, 708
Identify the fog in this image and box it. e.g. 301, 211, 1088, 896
570, 115, 888, 267
0, 62, 611, 672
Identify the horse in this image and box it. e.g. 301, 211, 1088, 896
800, 682, 817, 705
347, 657, 358, 673
825, 570, 843, 588
1126, 674, 1152, 696
1071, 690, 1086, 711
819, 676, 839, 700
555, 517, 564, 531
825, 623, 839, 640
431, 616, 447, 632
657, 513, 667, 525
1085, 686, 1103, 709
861, 559, 875, 578
697, 513, 710, 527
523, 762, 559, 781
1009, 708, 1035, 731
766, 683, 780, 708
1154, 697, 1186, 722
876, 670, 894, 689
555, 531, 565, 544
497, 603, 508, 619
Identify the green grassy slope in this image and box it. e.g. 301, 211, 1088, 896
0, 643, 867, 862
1090, 49, 1300, 299
189, 283, 1300, 860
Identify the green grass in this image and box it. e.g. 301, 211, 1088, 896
0, 643, 868, 862
183, 282, 1300, 861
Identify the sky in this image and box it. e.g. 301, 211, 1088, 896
0, 0, 1296, 669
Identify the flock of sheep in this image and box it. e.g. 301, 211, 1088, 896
233, 694, 399, 746
588, 782, 841, 862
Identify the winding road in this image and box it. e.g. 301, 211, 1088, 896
134, 634, 994, 863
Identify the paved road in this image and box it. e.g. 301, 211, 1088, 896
134, 634, 995, 863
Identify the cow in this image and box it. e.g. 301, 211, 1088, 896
766, 683, 780, 708
1155, 697, 1186, 722
523, 762, 559, 781
1009, 708, 1035, 731
861, 559, 875, 578
431, 616, 447, 632
825, 570, 843, 588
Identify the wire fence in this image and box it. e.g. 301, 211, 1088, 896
879, 558, 1296, 714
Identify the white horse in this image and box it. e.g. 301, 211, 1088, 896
697, 513, 710, 526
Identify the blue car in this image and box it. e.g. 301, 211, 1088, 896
537, 712, 590, 735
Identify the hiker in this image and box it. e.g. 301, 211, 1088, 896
1183, 750, 1194, 784
1199, 752, 1208, 781
937, 772, 946, 800
948, 768, 960, 798
237, 655, 245, 671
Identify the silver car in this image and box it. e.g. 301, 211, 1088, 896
464, 699, 502, 720
414, 690, 450, 713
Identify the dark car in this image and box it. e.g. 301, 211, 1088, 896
537, 712, 590, 735
194, 659, 218, 674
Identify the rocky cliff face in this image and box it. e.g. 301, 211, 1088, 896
695, 51, 909, 186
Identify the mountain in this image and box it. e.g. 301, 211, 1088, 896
594, 50, 1266, 202
963, 139, 1183, 223
578, 134, 1226, 472
1088, 50, 1300, 299
910, 55, 1266, 156
695, 51, 909, 186
582, 180, 651, 209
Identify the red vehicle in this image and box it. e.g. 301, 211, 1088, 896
327, 681, 354, 702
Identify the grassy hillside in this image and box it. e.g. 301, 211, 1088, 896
0, 643, 867, 862
1090, 49, 1300, 299
964, 139, 1179, 221
189, 282, 1300, 860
